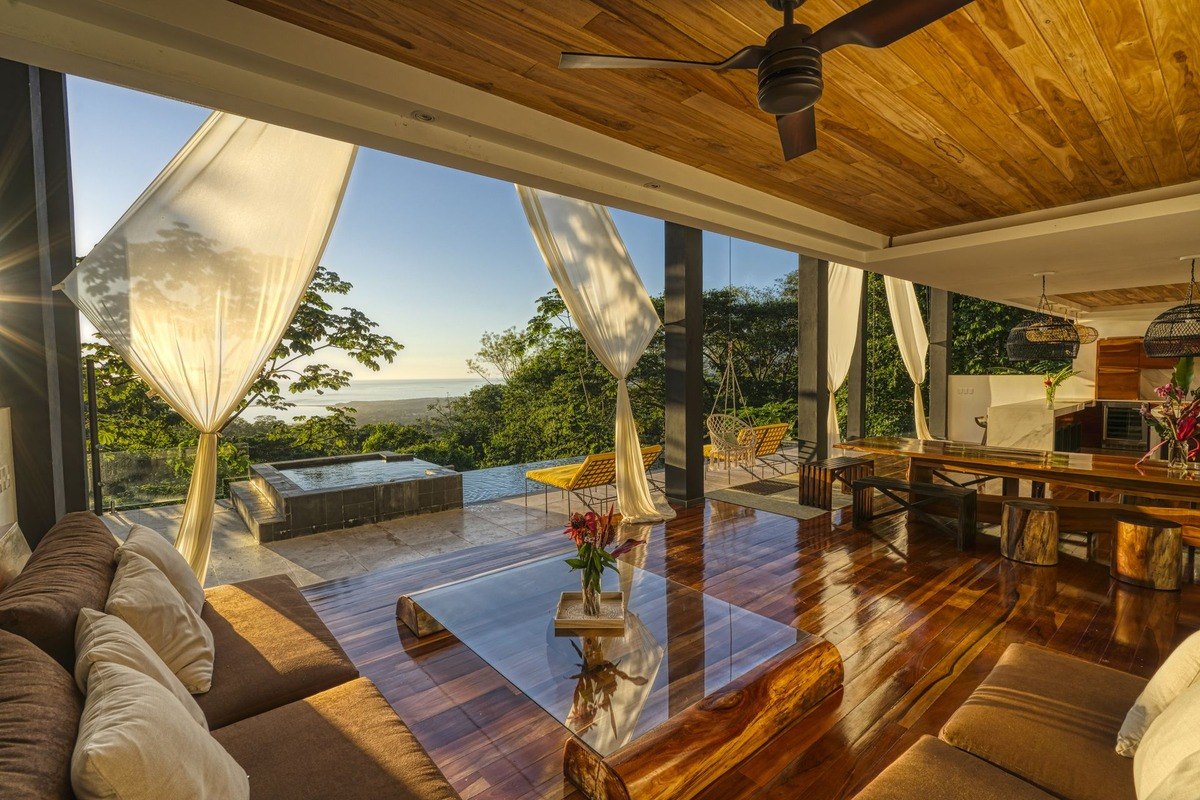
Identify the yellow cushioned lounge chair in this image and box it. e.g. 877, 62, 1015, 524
525, 445, 662, 513
703, 422, 794, 477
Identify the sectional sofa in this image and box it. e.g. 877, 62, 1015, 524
0, 511, 460, 800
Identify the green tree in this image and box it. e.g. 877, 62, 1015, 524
241, 267, 402, 415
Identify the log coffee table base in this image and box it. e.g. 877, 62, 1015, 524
562, 639, 842, 800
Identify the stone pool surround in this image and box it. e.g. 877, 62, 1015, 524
231, 451, 463, 543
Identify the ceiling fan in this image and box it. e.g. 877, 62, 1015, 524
559, 0, 974, 160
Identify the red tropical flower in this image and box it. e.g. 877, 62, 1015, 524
1178, 414, 1197, 441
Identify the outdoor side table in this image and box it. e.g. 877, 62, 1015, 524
799, 455, 874, 511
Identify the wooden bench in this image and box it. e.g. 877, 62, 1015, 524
799, 455, 874, 511
852, 475, 978, 550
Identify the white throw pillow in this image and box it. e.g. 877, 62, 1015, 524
1118, 629, 1200, 756
116, 525, 205, 613
105, 552, 215, 693
71, 661, 248, 800
1134, 681, 1200, 799
74, 608, 208, 730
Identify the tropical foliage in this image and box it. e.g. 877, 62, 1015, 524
86, 266, 1049, 508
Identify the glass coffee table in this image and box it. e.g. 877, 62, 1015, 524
397, 554, 843, 800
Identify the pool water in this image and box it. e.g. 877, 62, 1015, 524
461, 456, 582, 505
279, 454, 586, 505
280, 457, 445, 491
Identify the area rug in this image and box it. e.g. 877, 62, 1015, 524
706, 475, 849, 520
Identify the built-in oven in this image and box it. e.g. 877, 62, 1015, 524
1101, 402, 1150, 451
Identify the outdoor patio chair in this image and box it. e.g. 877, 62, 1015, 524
524, 445, 663, 514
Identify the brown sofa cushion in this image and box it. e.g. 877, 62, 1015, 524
854, 736, 1055, 800
940, 643, 1146, 800
213, 677, 459, 800
0, 628, 83, 800
0, 511, 117, 669
195, 574, 358, 729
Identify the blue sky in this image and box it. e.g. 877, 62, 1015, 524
67, 77, 799, 379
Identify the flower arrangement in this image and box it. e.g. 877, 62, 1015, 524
1043, 365, 1080, 407
563, 507, 642, 616
1139, 357, 1200, 474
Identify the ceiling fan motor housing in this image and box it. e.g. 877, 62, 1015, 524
757, 25, 823, 115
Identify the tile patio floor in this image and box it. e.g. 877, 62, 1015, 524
101, 461, 786, 588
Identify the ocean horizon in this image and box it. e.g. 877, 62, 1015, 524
245, 377, 491, 421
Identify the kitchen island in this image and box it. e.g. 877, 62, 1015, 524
986, 398, 1093, 450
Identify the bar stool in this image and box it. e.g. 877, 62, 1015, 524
1111, 513, 1183, 591
1000, 500, 1059, 566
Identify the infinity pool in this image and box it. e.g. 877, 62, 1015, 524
460, 457, 581, 505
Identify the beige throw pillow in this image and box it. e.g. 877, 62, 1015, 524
116, 526, 205, 614
1146, 751, 1200, 800
1118, 629, 1200, 756
105, 552, 214, 693
71, 662, 248, 800
74, 609, 207, 730
1135, 681, 1200, 799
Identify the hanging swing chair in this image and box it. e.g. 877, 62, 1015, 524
706, 340, 758, 475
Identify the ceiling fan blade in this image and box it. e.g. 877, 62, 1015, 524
808, 0, 974, 52
559, 45, 766, 71
777, 108, 817, 161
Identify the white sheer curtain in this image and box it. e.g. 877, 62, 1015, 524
827, 264, 864, 452
884, 276, 933, 440
62, 112, 356, 580
517, 186, 672, 523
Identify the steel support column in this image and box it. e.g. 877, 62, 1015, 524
664, 222, 704, 507
797, 255, 828, 462
929, 288, 953, 440
0, 60, 86, 544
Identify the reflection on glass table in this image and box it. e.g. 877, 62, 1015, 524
408, 554, 802, 757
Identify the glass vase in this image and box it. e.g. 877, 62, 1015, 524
581, 570, 601, 617
1166, 440, 1193, 476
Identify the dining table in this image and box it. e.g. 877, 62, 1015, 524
837, 437, 1200, 505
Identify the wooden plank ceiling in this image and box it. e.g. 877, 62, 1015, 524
1050, 282, 1191, 311
232, 0, 1200, 236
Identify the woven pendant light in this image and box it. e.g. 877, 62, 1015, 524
1144, 259, 1200, 358
1074, 322, 1099, 345
1006, 275, 1080, 361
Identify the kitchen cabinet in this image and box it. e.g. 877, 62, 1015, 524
1095, 338, 1141, 400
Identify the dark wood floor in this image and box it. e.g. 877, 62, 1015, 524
302, 498, 1200, 800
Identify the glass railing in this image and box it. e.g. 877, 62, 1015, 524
87, 442, 250, 511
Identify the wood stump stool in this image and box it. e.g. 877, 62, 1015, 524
1001, 500, 1059, 566
1111, 514, 1183, 591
